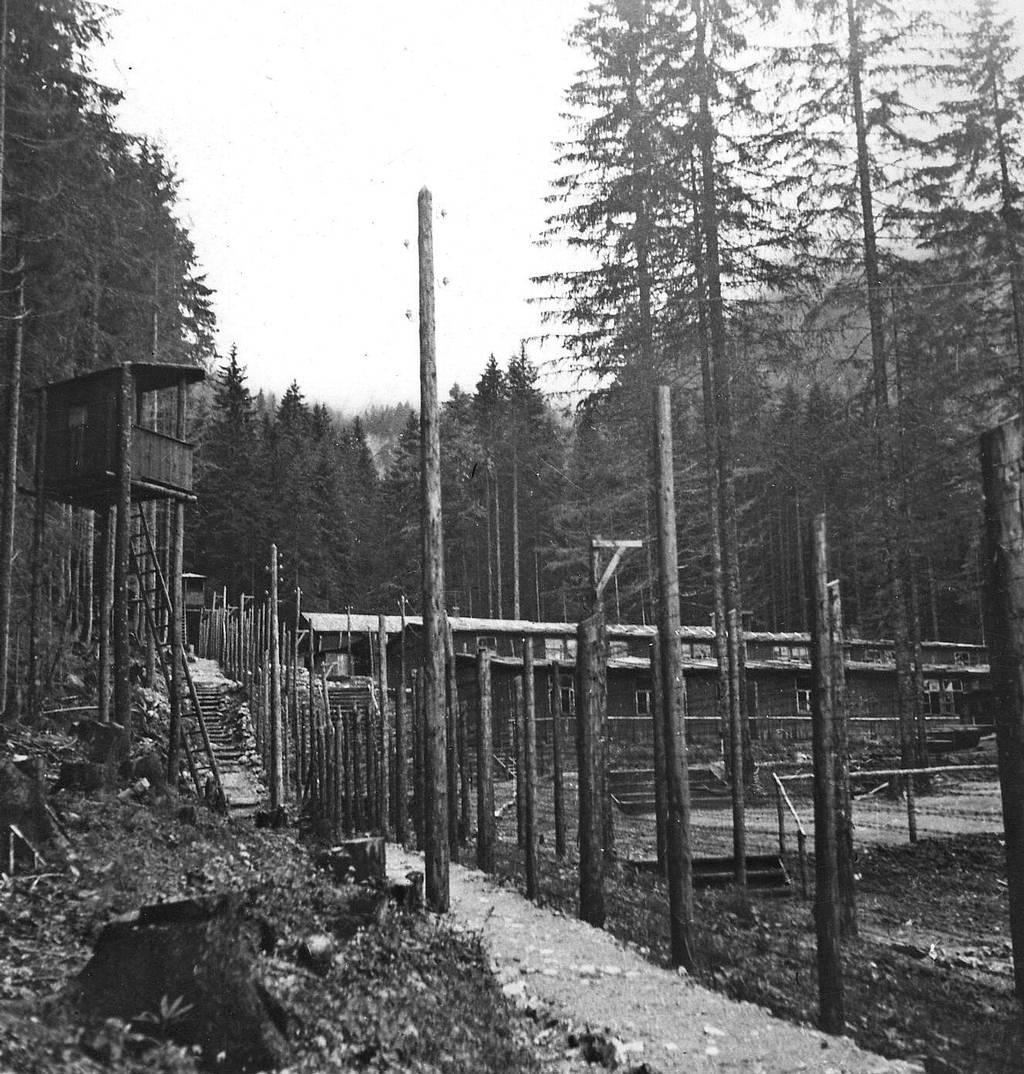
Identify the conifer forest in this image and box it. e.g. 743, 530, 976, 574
2, 0, 1024, 1069
1, 0, 1022, 672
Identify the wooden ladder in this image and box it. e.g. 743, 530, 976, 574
129, 505, 226, 810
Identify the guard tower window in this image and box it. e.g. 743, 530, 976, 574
635, 689, 652, 716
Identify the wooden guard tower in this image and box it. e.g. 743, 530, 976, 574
38, 363, 208, 786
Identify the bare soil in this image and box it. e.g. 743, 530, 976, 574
484, 769, 1023, 1074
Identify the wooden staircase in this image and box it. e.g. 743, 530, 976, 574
129, 505, 227, 809
608, 765, 733, 815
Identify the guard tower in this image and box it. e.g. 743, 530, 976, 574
36, 363, 223, 805
41, 362, 204, 508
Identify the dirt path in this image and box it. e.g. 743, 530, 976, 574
387, 845, 922, 1074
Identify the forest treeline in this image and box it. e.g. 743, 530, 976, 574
2, 0, 1023, 709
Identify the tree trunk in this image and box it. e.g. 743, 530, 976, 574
0, 270, 23, 708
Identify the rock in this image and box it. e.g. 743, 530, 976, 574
125, 750, 167, 796
54, 761, 108, 794
297, 933, 335, 976
68, 892, 288, 1074
74, 720, 130, 767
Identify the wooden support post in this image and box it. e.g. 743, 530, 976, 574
445, 620, 460, 859
113, 365, 133, 730
514, 674, 526, 848
269, 545, 283, 810
550, 660, 567, 860
576, 611, 606, 928
395, 613, 409, 842
980, 414, 1024, 1003
653, 385, 695, 970
412, 669, 424, 849
829, 580, 856, 937
476, 648, 495, 872
523, 640, 539, 901
458, 699, 471, 842
307, 632, 318, 806
775, 779, 787, 857
331, 713, 342, 839
98, 506, 113, 723
419, 185, 449, 912
377, 613, 391, 837
167, 407, 185, 784
650, 635, 669, 874
294, 592, 303, 797
809, 512, 844, 1033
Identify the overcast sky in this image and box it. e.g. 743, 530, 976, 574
93, 1, 589, 412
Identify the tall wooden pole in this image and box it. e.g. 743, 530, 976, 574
523, 640, 539, 900
167, 379, 186, 784
550, 659, 567, 860
980, 416, 1024, 1002
653, 385, 695, 969
476, 647, 495, 872
269, 544, 283, 810
113, 365, 133, 730
809, 512, 844, 1032
419, 186, 449, 912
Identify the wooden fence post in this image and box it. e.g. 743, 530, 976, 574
269, 544, 283, 811
809, 512, 844, 1033
477, 648, 495, 872
829, 580, 856, 937
550, 659, 567, 860
980, 415, 1024, 1003
395, 614, 409, 842
413, 669, 424, 850
377, 613, 391, 837
576, 611, 606, 927
514, 674, 526, 848
458, 699, 471, 841
524, 641, 539, 900
649, 635, 669, 874
445, 620, 460, 859
653, 385, 695, 970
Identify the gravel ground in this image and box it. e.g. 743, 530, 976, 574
386, 845, 925, 1074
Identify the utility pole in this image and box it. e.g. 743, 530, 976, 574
419, 186, 449, 912
653, 385, 695, 970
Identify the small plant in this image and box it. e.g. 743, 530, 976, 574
133, 994, 195, 1043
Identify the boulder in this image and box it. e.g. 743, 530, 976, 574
54, 761, 108, 794
68, 893, 287, 1073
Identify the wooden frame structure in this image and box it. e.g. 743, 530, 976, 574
37, 362, 204, 730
